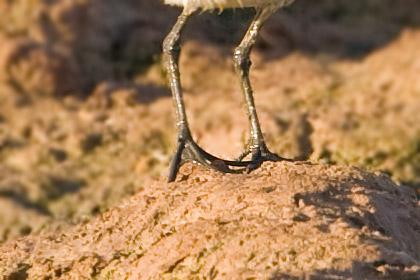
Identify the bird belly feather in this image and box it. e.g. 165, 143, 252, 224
163, 0, 295, 13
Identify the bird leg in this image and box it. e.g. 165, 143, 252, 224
164, 10, 250, 182
234, 6, 292, 170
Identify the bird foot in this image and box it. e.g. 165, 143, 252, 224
168, 137, 292, 182
168, 137, 250, 182
237, 141, 293, 173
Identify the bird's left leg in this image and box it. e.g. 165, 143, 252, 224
234, 5, 292, 170
164, 10, 251, 182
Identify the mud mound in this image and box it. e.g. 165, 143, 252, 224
1, 29, 420, 246
1, 162, 419, 279
1, 0, 420, 250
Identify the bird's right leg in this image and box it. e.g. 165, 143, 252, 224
163, 10, 250, 182
233, 6, 292, 170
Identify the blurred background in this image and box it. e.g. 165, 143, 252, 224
0, 0, 419, 242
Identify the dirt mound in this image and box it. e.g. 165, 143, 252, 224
0, 0, 176, 96
1, 162, 419, 279
1, 29, 420, 246
1, 0, 420, 250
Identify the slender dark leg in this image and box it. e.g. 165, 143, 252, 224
164, 10, 250, 182
163, 10, 190, 182
234, 6, 292, 170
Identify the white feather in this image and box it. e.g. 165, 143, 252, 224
163, 0, 295, 14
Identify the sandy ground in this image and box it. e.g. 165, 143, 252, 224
0, 0, 420, 278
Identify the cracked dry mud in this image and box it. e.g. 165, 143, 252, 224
1, 162, 419, 279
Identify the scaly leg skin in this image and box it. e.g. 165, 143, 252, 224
234, 5, 293, 172
164, 10, 251, 182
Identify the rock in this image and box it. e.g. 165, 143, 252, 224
0, 162, 419, 279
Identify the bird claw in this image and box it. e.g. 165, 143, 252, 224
168, 137, 250, 182
168, 136, 292, 182
238, 141, 293, 173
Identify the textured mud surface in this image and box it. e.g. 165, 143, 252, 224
1, 162, 419, 279
0, 0, 420, 275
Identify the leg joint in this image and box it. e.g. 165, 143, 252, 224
233, 47, 251, 71
163, 36, 181, 57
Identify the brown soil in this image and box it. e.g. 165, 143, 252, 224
1, 162, 419, 279
0, 0, 420, 277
